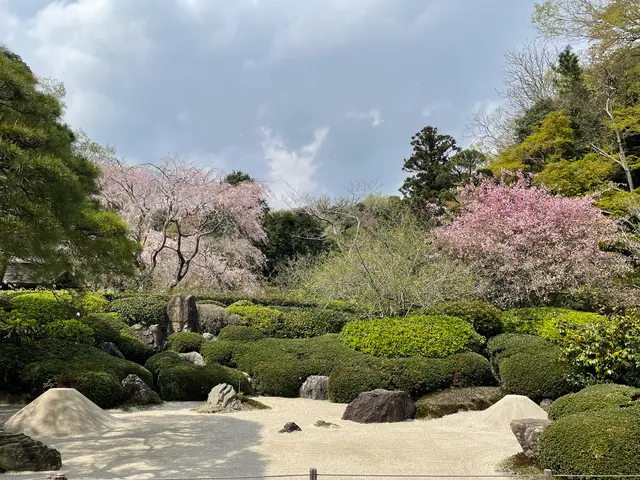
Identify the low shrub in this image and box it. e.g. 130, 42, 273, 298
44, 319, 94, 344
115, 331, 148, 365
499, 348, 573, 402
156, 363, 251, 401
539, 408, 640, 475
250, 359, 315, 397
60, 371, 124, 409
80, 313, 147, 364
447, 352, 497, 387
427, 301, 503, 338
197, 303, 243, 335
200, 340, 236, 366
340, 315, 484, 358
108, 296, 168, 328
10, 292, 75, 324
0, 311, 39, 343
167, 332, 205, 353
548, 384, 640, 420
486, 333, 550, 374
275, 307, 351, 338
0, 343, 34, 392
378, 357, 451, 398
501, 307, 606, 343
75, 293, 109, 315
217, 326, 264, 342
145, 351, 187, 381
328, 364, 385, 403
226, 303, 282, 334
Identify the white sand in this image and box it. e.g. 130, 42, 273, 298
4, 388, 116, 437
475, 394, 548, 431
4, 397, 530, 479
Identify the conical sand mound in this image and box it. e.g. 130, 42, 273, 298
4, 388, 116, 437
475, 394, 547, 428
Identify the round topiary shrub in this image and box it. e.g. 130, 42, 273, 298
71, 371, 124, 409
167, 332, 205, 353
250, 359, 313, 397
145, 351, 187, 381
499, 348, 573, 402
340, 315, 484, 358
427, 301, 503, 338
76, 293, 109, 315
549, 383, 640, 420
108, 296, 168, 328
201, 340, 236, 367
447, 352, 497, 387
81, 313, 147, 364
217, 326, 264, 342
156, 363, 251, 401
328, 364, 385, 403
10, 292, 75, 324
486, 333, 551, 373
44, 319, 94, 344
274, 308, 351, 338
379, 357, 452, 398
197, 303, 244, 335
539, 408, 640, 475
226, 303, 282, 334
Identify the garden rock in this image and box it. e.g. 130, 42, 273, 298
300, 375, 329, 400
342, 389, 415, 424
168, 294, 199, 333
122, 374, 161, 406
197, 384, 242, 413
314, 420, 339, 428
279, 422, 301, 433
179, 351, 205, 366
131, 323, 165, 352
0, 429, 62, 472
416, 387, 503, 419
510, 418, 551, 459
539, 399, 552, 412
197, 304, 243, 335
101, 341, 125, 359
202, 333, 216, 341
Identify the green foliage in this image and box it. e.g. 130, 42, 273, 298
44, 319, 94, 344
145, 351, 186, 381
539, 408, 640, 475
377, 357, 452, 398
108, 296, 168, 327
499, 348, 573, 402
501, 307, 606, 343
80, 313, 147, 364
0, 343, 34, 392
0, 311, 38, 343
75, 293, 109, 314
10, 292, 75, 324
156, 362, 250, 401
427, 301, 503, 338
486, 333, 552, 373
200, 340, 236, 366
275, 307, 352, 338
62, 371, 124, 409
447, 352, 497, 387
195, 292, 321, 309
226, 303, 282, 334
549, 383, 640, 420
535, 153, 616, 197
197, 303, 243, 336
167, 331, 205, 353
560, 313, 640, 385
328, 364, 385, 403
340, 316, 484, 359
217, 326, 264, 342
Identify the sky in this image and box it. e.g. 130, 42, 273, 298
0, 0, 537, 207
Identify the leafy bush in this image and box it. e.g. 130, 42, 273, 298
145, 351, 187, 381
560, 313, 640, 386
226, 303, 282, 334
499, 348, 574, 402
501, 307, 606, 343
80, 313, 147, 364
10, 292, 75, 324
486, 333, 551, 374
427, 301, 503, 338
108, 296, 168, 327
197, 303, 243, 335
167, 332, 205, 353
60, 371, 124, 409
447, 352, 497, 387
0, 311, 39, 343
217, 326, 264, 342
200, 340, 236, 366
156, 363, 250, 401
548, 384, 640, 420
539, 408, 640, 475
75, 293, 109, 314
328, 364, 385, 403
275, 307, 351, 338
44, 319, 94, 344
250, 359, 315, 397
378, 357, 452, 398
340, 315, 484, 358
0, 343, 34, 392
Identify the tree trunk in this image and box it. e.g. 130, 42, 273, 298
614, 127, 634, 191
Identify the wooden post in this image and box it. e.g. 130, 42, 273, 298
544, 469, 553, 480
310, 468, 318, 480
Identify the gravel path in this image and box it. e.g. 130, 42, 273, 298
4, 397, 524, 479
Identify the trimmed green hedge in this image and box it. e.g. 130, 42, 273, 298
200, 340, 236, 366
10, 292, 75, 324
275, 307, 352, 338
226, 303, 281, 334
80, 313, 147, 364
217, 326, 264, 342
328, 364, 385, 403
539, 408, 640, 475
427, 301, 503, 338
447, 352, 497, 387
167, 332, 205, 353
65, 371, 124, 409
549, 384, 640, 420
44, 319, 94, 344
501, 307, 606, 343
108, 296, 168, 328
340, 315, 484, 358
500, 348, 573, 402
145, 351, 187, 382
378, 357, 452, 398
156, 363, 250, 401
486, 333, 550, 374
197, 303, 243, 335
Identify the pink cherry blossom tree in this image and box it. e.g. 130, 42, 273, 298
97, 155, 268, 291
437, 173, 630, 307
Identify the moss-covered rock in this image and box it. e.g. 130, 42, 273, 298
416, 386, 503, 419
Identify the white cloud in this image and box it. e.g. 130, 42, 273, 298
347, 109, 383, 127
261, 126, 329, 208
421, 100, 452, 117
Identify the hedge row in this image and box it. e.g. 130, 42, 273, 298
426, 301, 503, 338
80, 313, 148, 364
548, 384, 640, 420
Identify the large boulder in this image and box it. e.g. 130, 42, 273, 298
179, 351, 205, 367
122, 374, 161, 406
197, 303, 244, 335
197, 384, 242, 413
342, 389, 415, 424
416, 387, 503, 419
101, 341, 125, 359
510, 418, 551, 459
131, 323, 165, 352
300, 375, 329, 400
167, 294, 198, 333
0, 429, 62, 472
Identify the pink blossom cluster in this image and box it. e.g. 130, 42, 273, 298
437, 174, 630, 307
97, 155, 268, 291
